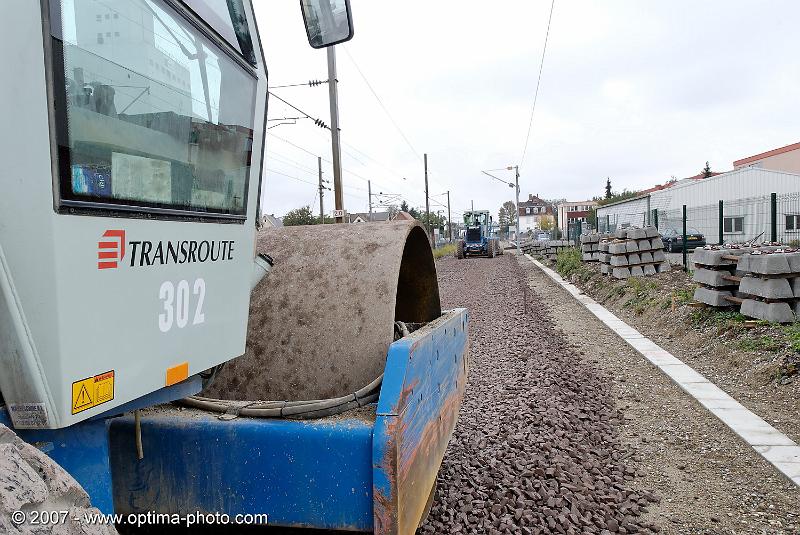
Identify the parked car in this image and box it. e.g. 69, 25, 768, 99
660, 227, 706, 252
535, 232, 550, 241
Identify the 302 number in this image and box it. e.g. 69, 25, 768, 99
158, 279, 206, 332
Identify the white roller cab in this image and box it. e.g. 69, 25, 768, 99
0, 0, 353, 429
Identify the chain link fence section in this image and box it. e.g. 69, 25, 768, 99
596, 191, 800, 271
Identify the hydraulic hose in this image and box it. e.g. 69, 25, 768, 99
180, 373, 383, 420
183, 321, 415, 420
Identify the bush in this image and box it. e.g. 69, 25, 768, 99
433, 243, 457, 260
555, 247, 586, 279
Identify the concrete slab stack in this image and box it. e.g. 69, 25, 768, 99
543, 240, 572, 260
737, 250, 800, 324
691, 246, 751, 307
598, 239, 612, 275
603, 227, 669, 279
580, 233, 609, 262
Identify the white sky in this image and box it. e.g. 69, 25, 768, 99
254, 1, 800, 221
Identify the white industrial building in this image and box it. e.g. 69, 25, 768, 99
597, 167, 800, 244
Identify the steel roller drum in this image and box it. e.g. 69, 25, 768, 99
203, 221, 441, 401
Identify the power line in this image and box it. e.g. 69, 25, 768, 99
519, 0, 556, 167
268, 91, 329, 129
269, 80, 328, 89
342, 47, 424, 164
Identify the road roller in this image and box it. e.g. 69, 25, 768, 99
0, 1, 469, 533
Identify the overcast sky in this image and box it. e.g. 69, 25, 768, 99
253, 1, 799, 221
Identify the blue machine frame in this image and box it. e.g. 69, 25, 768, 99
21, 307, 467, 534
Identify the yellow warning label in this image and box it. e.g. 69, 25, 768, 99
71, 370, 115, 415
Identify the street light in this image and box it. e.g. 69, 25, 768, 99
481, 166, 521, 253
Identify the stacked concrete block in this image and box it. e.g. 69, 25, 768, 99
543, 240, 572, 260
737, 250, 800, 323
520, 240, 572, 260
603, 227, 669, 279
691, 247, 749, 307
580, 233, 609, 262
598, 239, 612, 275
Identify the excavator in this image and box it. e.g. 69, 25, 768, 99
0, 1, 469, 533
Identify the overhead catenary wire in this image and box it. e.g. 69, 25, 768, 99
268, 91, 329, 129
519, 0, 556, 168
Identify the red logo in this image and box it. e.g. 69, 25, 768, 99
98, 230, 126, 269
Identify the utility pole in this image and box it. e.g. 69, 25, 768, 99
424, 153, 431, 243
471, 200, 474, 211
368, 180, 372, 222
318, 156, 325, 224
515, 166, 521, 253
327, 47, 344, 223
508, 165, 521, 253
446, 190, 452, 242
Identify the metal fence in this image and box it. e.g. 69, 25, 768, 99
595, 192, 800, 270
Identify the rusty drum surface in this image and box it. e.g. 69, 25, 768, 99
202, 221, 441, 401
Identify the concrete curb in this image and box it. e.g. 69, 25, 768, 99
524, 254, 800, 487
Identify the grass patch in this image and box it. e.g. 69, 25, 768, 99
738, 335, 782, 352
623, 278, 658, 314
674, 287, 695, 306
433, 243, 456, 260
555, 247, 591, 282
781, 323, 800, 353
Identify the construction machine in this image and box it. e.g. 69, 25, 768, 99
455, 210, 503, 259
0, 1, 469, 533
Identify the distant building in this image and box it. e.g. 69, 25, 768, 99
518, 194, 555, 233
349, 211, 390, 223
595, 142, 800, 241
734, 141, 800, 174
392, 211, 416, 221
261, 214, 283, 228
556, 200, 598, 237
596, 167, 800, 243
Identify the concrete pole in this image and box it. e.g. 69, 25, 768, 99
327, 47, 344, 223
424, 153, 431, 243
368, 180, 372, 222
447, 190, 452, 242
318, 156, 325, 224
515, 166, 521, 253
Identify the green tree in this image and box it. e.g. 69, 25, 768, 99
282, 206, 318, 226
502, 201, 517, 227
703, 161, 712, 178
605, 178, 612, 199
597, 189, 640, 207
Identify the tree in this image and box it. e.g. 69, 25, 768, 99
540, 217, 555, 231
386, 204, 400, 220
400, 200, 410, 213
501, 201, 517, 226
597, 189, 640, 207
702, 161, 712, 178
282, 206, 318, 226
605, 178, 612, 199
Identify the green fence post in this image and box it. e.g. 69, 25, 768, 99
606, 215, 610, 233
653, 209, 659, 230
682, 204, 688, 272
771, 192, 778, 243
718, 200, 724, 245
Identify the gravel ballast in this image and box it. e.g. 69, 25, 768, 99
422, 255, 661, 534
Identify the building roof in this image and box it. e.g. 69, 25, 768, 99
519, 194, 549, 207
349, 211, 390, 223
734, 141, 800, 167
392, 211, 416, 221
261, 214, 283, 228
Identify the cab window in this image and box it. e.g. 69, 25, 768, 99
51, 0, 257, 218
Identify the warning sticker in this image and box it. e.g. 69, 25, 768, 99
71, 371, 115, 415
9, 403, 49, 429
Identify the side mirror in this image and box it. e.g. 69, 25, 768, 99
300, 0, 355, 49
